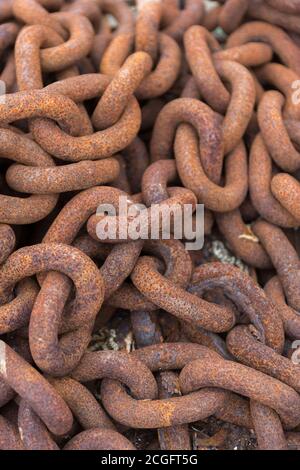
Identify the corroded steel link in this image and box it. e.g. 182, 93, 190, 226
91, 23, 113, 70
18, 399, 59, 450
54, 64, 94, 136
176, 71, 248, 212
0, 0, 299, 451
0, 224, 15, 264
100, 30, 134, 76
77, 235, 142, 301
132, 336, 244, 427
184, 25, 228, 114
43, 187, 141, 320
0, 379, 14, 408
219, 0, 249, 34
289, 31, 300, 47
29, 75, 141, 161
203, 210, 214, 236
0, 243, 104, 375
132, 345, 249, 430
6, 335, 33, 364
202, 287, 242, 325
227, 325, 300, 392
112, 153, 132, 192
178, 59, 254, 155
202, 3, 221, 31
179, 356, 300, 429
0, 414, 24, 450
214, 59, 255, 154
101, 378, 229, 429
0, 22, 19, 56
214, 42, 273, 67
249, 134, 299, 228
6, 158, 120, 194
135, 0, 162, 62
71, 350, 158, 400
72, 234, 110, 260
108, 288, 167, 316
161, 0, 178, 26
49, 377, 115, 431
185, 391, 253, 428
64, 429, 136, 451
162, 0, 204, 42
107, 237, 193, 311
175, 124, 248, 211
286, 433, 300, 450
285, 119, 300, 148
142, 159, 177, 206
74, 234, 143, 302
42, 186, 136, 254
12, 0, 66, 37
92, 51, 153, 130
0, 278, 38, 334
180, 75, 200, 99
0, 127, 59, 225
271, 173, 300, 223
0, 50, 16, 92
228, 314, 297, 449
102, 31, 181, 100
255, 63, 300, 119
87, 187, 197, 243
101, 0, 134, 34
252, 220, 300, 311
0, 341, 73, 435
57, 62, 90, 80
0, 90, 82, 135
131, 256, 235, 332
180, 58, 255, 155
63, 0, 101, 31
158, 311, 181, 344
150, 98, 223, 184
138, 167, 210, 260
226, 21, 300, 75
29, 271, 93, 377
181, 322, 234, 360
122, 137, 150, 193
265, 0, 300, 14
157, 372, 191, 450
0, 0, 13, 22
0, 190, 58, 225
15, 24, 66, 91
105, 279, 161, 317
264, 276, 300, 339
100, 240, 144, 300
131, 343, 221, 370
43, 185, 134, 244
215, 210, 272, 269
251, 74, 265, 104
190, 262, 284, 352
38, 0, 64, 8
258, 91, 300, 173
250, 401, 288, 450
41, 72, 112, 99
131, 310, 163, 348
145, 241, 191, 290
248, 1, 300, 34
38, 12, 94, 73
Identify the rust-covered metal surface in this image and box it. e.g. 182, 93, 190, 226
0, 0, 300, 452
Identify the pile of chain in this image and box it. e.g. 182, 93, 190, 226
1, 0, 300, 451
